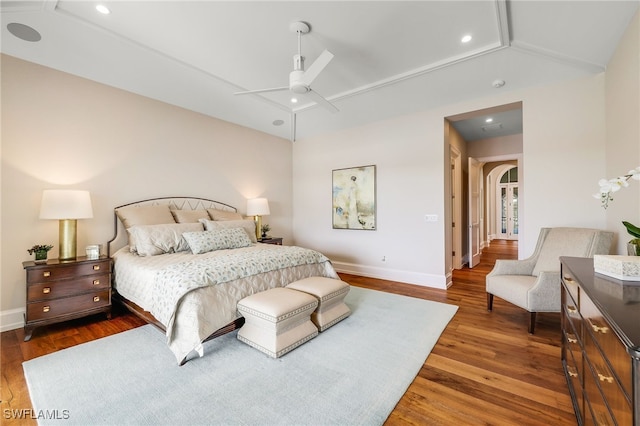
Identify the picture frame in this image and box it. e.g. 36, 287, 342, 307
332, 165, 376, 230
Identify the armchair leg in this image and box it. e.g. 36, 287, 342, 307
528, 312, 537, 334
487, 293, 493, 311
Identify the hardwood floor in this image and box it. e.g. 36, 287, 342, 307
0, 240, 576, 425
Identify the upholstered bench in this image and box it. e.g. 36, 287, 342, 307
237, 287, 318, 358
286, 277, 351, 332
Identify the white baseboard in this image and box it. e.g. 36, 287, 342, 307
1, 308, 24, 332
332, 261, 448, 290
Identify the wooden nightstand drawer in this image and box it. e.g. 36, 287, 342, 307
26, 259, 110, 283
27, 290, 110, 321
27, 273, 110, 301
23, 256, 112, 340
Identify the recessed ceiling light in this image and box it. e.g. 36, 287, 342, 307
290, 97, 298, 104
485, 118, 493, 123
96, 4, 111, 14
272, 119, 284, 126
461, 34, 472, 43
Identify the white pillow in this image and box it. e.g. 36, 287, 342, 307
199, 218, 257, 243
128, 223, 203, 256
183, 228, 252, 254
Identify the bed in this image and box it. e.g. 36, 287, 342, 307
107, 197, 338, 365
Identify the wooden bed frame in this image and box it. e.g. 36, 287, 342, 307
107, 196, 246, 365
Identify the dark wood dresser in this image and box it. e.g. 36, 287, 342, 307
23, 256, 112, 341
560, 256, 640, 425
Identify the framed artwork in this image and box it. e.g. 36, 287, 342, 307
332, 165, 376, 230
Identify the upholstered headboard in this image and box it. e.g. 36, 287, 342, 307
107, 196, 238, 256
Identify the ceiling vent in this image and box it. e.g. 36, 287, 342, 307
482, 123, 503, 132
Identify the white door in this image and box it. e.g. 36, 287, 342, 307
468, 158, 482, 268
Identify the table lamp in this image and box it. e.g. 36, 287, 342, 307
246, 198, 270, 241
40, 190, 93, 260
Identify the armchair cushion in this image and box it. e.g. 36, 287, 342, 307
486, 275, 537, 310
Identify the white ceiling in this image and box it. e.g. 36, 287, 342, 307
1, 1, 638, 141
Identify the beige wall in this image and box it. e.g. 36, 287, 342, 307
605, 9, 640, 254
292, 72, 612, 286
1, 55, 292, 329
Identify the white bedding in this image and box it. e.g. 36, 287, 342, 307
112, 244, 338, 363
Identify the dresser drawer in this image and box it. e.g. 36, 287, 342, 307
564, 327, 584, 382
27, 273, 110, 301
584, 367, 616, 426
563, 271, 581, 309
26, 259, 110, 284
581, 293, 633, 399
27, 290, 110, 321
563, 288, 582, 339
584, 330, 633, 425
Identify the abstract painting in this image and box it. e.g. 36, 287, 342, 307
332, 165, 376, 230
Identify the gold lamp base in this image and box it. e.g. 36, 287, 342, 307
254, 215, 262, 241
59, 219, 77, 260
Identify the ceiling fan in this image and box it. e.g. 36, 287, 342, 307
234, 21, 338, 113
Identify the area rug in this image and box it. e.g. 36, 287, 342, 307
23, 286, 457, 425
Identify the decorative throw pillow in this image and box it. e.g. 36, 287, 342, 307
116, 204, 176, 229
128, 223, 203, 256
207, 209, 243, 221
171, 209, 209, 223
199, 218, 257, 243
183, 228, 252, 254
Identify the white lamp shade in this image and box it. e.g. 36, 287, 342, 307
246, 198, 270, 216
40, 190, 93, 219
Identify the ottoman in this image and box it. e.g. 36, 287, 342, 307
237, 287, 318, 358
286, 277, 351, 332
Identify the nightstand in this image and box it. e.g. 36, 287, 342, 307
22, 256, 112, 341
259, 237, 283, 245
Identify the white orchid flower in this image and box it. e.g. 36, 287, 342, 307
596, 166, 640, 208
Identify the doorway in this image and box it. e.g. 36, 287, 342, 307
446, 102, 523, 270
495, 166, 519, 240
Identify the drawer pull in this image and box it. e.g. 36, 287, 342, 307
587, 318, 609, 334
93, 279, 100, 285
42, 287, 51, 294
43, 271, 51, 277
567, 305, 578, 314
42, 306, 50, 313
566, 333, 577, 344
93, 296, 100, 302
564, 276, 574, 282
594, 364, 614, 384
93, 265, 100, 271
567, 368, 578, 378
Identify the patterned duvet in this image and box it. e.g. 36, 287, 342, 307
112, 244, 338, 363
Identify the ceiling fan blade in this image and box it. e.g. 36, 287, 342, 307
304, 89, 339, 113
301, 49, 334, 86
234, 86, 289, 95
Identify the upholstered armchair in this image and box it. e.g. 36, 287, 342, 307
486, 227, 613, 333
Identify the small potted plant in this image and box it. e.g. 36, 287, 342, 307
260, 224, 271, 239
28, 244, 53, 263
623, 221, 640, 256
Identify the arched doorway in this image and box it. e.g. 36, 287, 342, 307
495, 166, 518, 240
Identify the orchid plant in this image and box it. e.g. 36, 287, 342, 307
594, 166, 640, 255
594, 166, 640, 209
